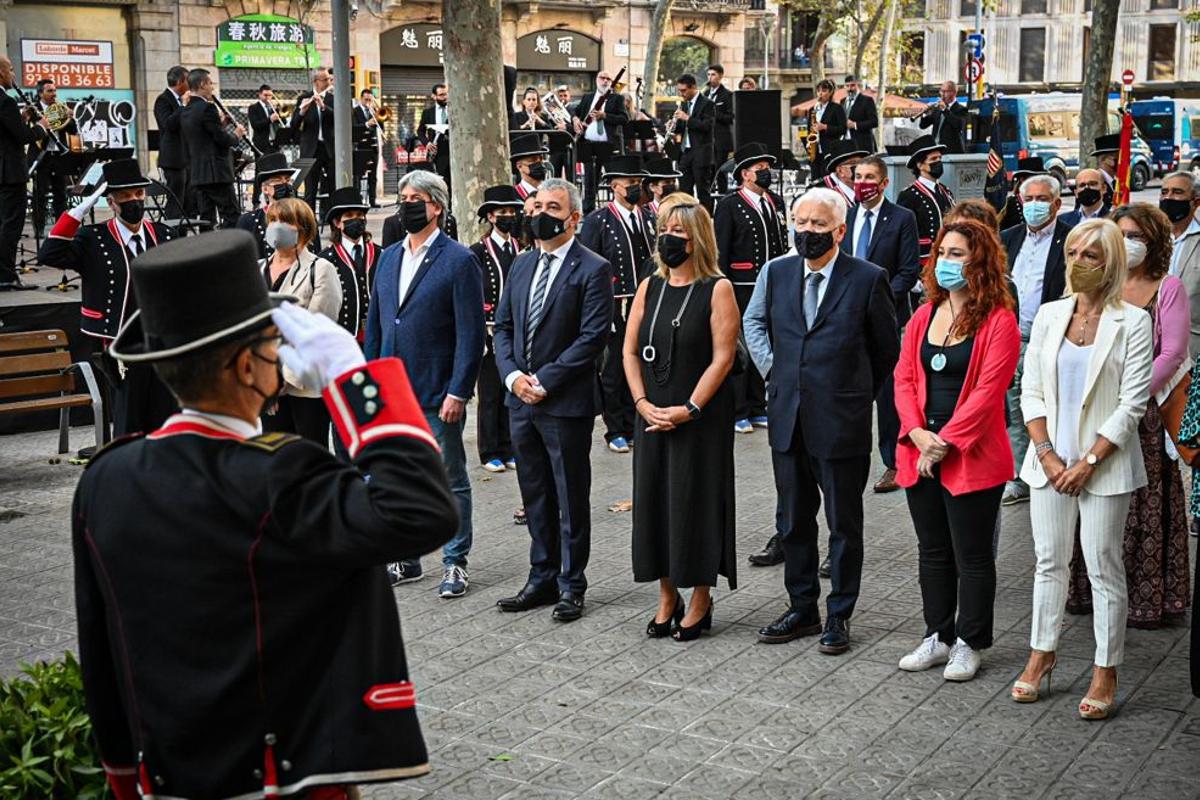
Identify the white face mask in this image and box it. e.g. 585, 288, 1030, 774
1124, 237, 1148, 270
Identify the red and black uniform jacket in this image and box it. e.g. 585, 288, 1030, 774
319, 240, 380, 341
713, 186, 787, 288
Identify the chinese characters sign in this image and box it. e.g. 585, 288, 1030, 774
214, 14, 319, 70
21, 39, 114, 88
380, 23, 445, 67
516, 31, 600, 72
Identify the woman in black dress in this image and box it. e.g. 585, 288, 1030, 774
623, 194, 740, 641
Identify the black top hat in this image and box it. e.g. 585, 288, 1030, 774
1013, 156, 1046, 179
732, 142, 777, 175
1091, 133, 1121, 157
109, 230, 292, 363
477, 185, 524, 219
905, 135, 948, 169
643, 157, 682, 180
102, 159, 151, 191
603, 155, 647, 179
825, 139, 870, 171
324, 187, 369, 224
255, 152, 294, 180
510, 132, 549, 160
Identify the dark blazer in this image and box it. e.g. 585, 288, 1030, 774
919, 102, 968, 153
352, 104, 379, 151
493, 239, 614, 418
1058, 204, 1112, 229
814, 101, 847, 157
841, 199, 922, 324
25, 101, 77, 166
572, 92, 628, 150
577, 203, 656, 297
713, 187, 787, 285
181, 99, 238, 186
382, 213, 458, 248
290, 90, 335, 159
704, 83, 735, 158
764, 252, 899, 457
842, 92, 878, 153
417, 104, 451, 174
677, 92, 716, 164
364, 232, 485, 409
152, 89, 188, 169
247, 99, 284, 153
0, 90, 43, 184
320, 240, 381, 338
1001, 220, 1072, 313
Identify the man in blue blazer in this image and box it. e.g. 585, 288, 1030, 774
492, 178, 614, 622
841, 155, 921, 494
365, 170, 484, 598
745, 188, 899, 654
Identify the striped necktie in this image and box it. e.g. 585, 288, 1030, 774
524, 252, 555, 368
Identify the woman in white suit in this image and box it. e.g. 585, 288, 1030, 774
1013, 218, 1153, 720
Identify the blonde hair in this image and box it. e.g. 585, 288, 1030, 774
266, 197, 318, 250
654, 194, 722, 280
1064, 218, 1126, 308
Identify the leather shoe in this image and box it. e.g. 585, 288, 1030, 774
873, 468, 900, 493
748, 534, 784, 567
819, 554, 832, 579
818, 616, 850, 654
496, 582, 557, 612
758, 608, 822, 643
552, 591, 585, 622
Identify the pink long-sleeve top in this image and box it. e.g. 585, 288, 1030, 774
1152, 274, 1189, 396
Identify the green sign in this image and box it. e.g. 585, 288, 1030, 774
214, 14, 319, 70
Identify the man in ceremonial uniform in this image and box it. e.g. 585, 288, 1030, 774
644, 157, 681, 215
578, 155, 655, 454
352, 89, 382, 208
511, 132, 550, 201
153, 66, 191, 220
291, 69, 336, 214
0, 53, 47, 290
76, 229, 458, 800
39, 159, 177, 436
470, 185, 523, 473
821, 140, 869, 206
235, 152, 302, 259
27, 79, 78, 239
896, 135, 954, 265
319, 186, 379, 341
181, 68, 244, 230
809, 79, 847, 180
1091, 133, 1121, 208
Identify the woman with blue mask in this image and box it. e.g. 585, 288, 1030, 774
892, 219, 1020, 683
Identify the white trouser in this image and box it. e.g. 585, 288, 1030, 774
1029, 486, 1130, 667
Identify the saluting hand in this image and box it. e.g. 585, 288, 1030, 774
272, 303, 366, 391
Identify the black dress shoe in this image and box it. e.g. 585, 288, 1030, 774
748, 534, 784, 567
818, 616, 850, 654
757, 608, 822, 644
647, 592, 684, 638
0, 280, 29, 292
496, 583, 557, 612
672, 599, 713, 642
552, 591, 585, 622
819, 554, 832, 579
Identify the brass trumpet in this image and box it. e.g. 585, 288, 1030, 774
907, 100, 947, 120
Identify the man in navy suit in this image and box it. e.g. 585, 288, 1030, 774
365, 170, 485, 598
841, 155, 921, 494
745, 188, 899, 654
493, 178, 614, 622
1058, 168, 1111, 229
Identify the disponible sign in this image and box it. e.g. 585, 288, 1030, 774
214, 14, 319, 70
21, 39, 114, 88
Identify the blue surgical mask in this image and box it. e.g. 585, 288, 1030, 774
934, 258, 968, 291
1022, 200, 1053, 228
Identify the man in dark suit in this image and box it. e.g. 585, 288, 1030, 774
290, 69, 335, 214
181, 69, 243, 230
0, 53, 47, 289
246, 84, 285, 208
26, 79, 77, 238
999, 173, 1070, 507
673, 73, 716, 211
705, 64, 735, 163
154, 66, 191, 219
365, 169, 484, 598
493, 178, 614, 623
999, 157, 1049, 230
352, 89, 382, 207
841, 75, 878, 153
917, 80, 967, 154
746, 187, 899, 654
417, 83, 452, 200
1058, 168, 1111, 228
572, 70, 628, 213
841, 155, 921, 494
810, 79, 847, 179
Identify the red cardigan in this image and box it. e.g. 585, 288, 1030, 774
894, 302, 1021, 495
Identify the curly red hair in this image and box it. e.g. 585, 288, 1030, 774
923, 219, 1015, 337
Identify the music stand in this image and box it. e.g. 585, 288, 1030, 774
290, 157, 318, 198
147, 178, 212, 238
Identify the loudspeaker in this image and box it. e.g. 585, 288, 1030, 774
733, 90, 782, 158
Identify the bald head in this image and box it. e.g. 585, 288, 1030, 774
0, 55, 14, 90
939, 81, 957, 104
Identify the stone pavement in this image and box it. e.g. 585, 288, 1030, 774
1, 419, 1199, 800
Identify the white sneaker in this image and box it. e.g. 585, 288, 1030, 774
898, 634, 951, 672
943, 638, 981, 682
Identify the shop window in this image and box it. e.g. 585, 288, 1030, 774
1019, 28, 1046, 83
1148, 24, 1176, 80
960, 0, 978, 17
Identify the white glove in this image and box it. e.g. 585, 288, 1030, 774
271, 302, 366, 390
70, 182, 107, 222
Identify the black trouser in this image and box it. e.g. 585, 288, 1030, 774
774, 420, 870, 621
303, 148, 334, 216
354, 150, 378, 205
476, 348, 512, 463
905, 474, 1003, 650
598, 297, 634, 443
193, 182, 240, 230
678, 147, 713, 212
577, 138, 617, 213
263, 395, 331, 446
732, 283, 766, 420
0, 182, 25, 283
160, 166, 190, 220
31, 156, 68, 235
876, 373, 899, 470
550, 147, 570, 181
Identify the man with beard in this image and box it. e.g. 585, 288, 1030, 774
572, 70, 628, 213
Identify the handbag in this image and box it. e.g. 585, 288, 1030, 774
1159, 368, 1198, 466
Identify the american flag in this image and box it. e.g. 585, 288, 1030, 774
983, 95, 1009, 212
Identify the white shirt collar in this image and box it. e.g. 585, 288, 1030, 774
342, 236, 364, 252
804, 249, 839, 278
519, 179, 538, 195
404, 226, 440, 257
831, 175, 853, 195
1027, 222, 1055, 241
612, 199, 637, 225
114, 218, 145, 249
180, 408, 261, 439
918, 176, 938, 191
540, 235, 575, 264
170, 87, 183, 102
1176, 218, 1200, 243
490, 229, 511, 249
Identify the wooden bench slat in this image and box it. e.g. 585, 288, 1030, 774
0, 329, 70, 354
0, 352, 73, 376
0, 394, 94, 414
0, 373, 76, 400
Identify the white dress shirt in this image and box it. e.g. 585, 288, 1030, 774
1012, 224, 1055, 336
918, 176, 938, 192
342, 235, 365, 257
1054, 340, 1093, 465
114, 219, 146, 256
803, 250, 838, 311
180, 408, 261, 439
518, 179, 538, 197
851, 200, 882, 258
505, 236, 575, 392
490, 229, 511, 251
398, 227, 440, 304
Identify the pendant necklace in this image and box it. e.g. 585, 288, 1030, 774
930, 298, 957, 373
642, 278, 697, 384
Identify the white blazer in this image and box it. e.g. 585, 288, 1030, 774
259, 250, 342, 397
1019, 296, 1153, 496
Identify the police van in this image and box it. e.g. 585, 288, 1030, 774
1130, 98, 1200, 177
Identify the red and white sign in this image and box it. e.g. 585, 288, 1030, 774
20, 39, 115, 89
1122, 69, 1135, 86
965, 58, 984, 83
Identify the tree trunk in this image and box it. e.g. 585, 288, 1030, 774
809, 13, 836, 87
642, 0, 676, 113
875, 0, 899, 151
853, 0, 888, 81
1079, 0, 1120, 169
442, 0, 509, 243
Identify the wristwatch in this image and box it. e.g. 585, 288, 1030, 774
1085, 453, 1099, 466
685, 400, 702, 420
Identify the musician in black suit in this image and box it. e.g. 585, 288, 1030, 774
841, 75, 878, 153
417, 83, 452, 199
673, 73, 716, 212
246, 84, 286, 208
290, 70, 336, 214
352, 89, 382, 207
704, 65, 735, 163
810, 79, 847, 179
0, 53, 47, 289
181, 69, 243, 230
27, 79, 77, 238
572, 70, 628, 213
917, 80, 968, 154
154, 66, 191, 219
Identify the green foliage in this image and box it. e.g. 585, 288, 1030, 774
0, 653, 110, 799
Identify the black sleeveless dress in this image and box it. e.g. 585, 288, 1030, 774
632, 275, 736, 589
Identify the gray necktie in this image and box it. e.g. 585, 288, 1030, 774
525, 253, 555, 367
804, 272, 824, 328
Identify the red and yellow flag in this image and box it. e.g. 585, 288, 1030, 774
1113, 90, 1134, 205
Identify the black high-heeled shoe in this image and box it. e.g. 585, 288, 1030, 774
647, 593, 684, 638
672, 600, 713, 642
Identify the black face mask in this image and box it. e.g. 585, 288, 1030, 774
928, 161, 945, 179
526, 162, 547, 182
657, 234, 689, 268
623, 184, 642, 205
754, 169, 773, 190
401, 201, 431, 234
271, 182, 294, 201
1075, 187, 1102, 208
117, 199, 145, 226
1160, 198, 1194, 224
230, 345, 284, 417
797, 230, 835, 259
494, 215, 517, 235
660, 183, 678, 197
529, 212, 568, 241
341, 217, 367, 240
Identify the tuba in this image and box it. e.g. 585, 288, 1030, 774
542, 91, 572, 127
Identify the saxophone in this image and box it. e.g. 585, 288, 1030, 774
806, 106, 819, 164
